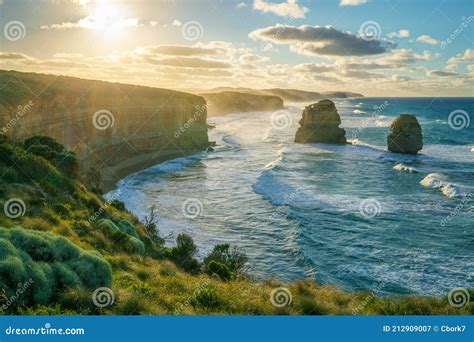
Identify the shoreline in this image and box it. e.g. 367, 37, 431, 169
100, 148, 208, 193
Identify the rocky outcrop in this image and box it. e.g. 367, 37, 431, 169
200, 91, 284, 116
294, 100, 347, 144
387, 114, 423, 154
0, 70, 209, 190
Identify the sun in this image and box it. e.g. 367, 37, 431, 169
82, 1, 138, 35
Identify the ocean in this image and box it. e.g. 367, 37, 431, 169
106, 97, 473, 296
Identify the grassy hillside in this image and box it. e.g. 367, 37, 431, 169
0, 134, 472, 315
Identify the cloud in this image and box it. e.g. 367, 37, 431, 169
237, 2, 247, 8
135, 42, 232, 57
447, 48, 473, 70
335, 49, 433, 71
253, 0, 309, 19
172, 20, 182, 27
294, 63, 336, 73
0, 52, 30, 60
41, 15, 141, 30
239, 53, 269, 63
52, 53, 85, 58
427, 70, 458, 77
416, 35, 439, 45
387, 29, 410, 38
340, 0, 368, 6
250, 25, 395, 56
142, 56, 231, 69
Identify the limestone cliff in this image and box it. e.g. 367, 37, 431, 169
200, 91, 284, 116
0, 70, 209, 190
387, 114, 423, 154
203, 87, 364, 103
294, 100, 347, 144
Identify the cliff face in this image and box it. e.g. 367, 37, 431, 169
203, 87, 364, 102
199, 91, 284, 116
0, 70, 209, 189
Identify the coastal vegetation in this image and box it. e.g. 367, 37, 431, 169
0, 134, 472, 315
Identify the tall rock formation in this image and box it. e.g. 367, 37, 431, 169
0, 70, 209, 189
387, 114, 423, 154
294, 100, 347, 144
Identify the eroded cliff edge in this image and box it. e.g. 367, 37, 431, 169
0, 70, 209, 190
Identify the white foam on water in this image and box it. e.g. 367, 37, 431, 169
420, 173, 465, 198
393, 163, 418, 173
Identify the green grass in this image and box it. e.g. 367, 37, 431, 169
0, 134, 472, 316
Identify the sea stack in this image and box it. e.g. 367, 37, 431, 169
387, 114, 423, 154
294, 99, 347, 144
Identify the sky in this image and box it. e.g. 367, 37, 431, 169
0, 0, 473, 96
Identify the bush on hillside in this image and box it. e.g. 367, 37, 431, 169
24, 136, 64, 154
0, 227, 112, 312
203, 244, 248, 278
166, 234, 201, 274
23, 136, 79, 179
97, 219, 145, 255
207, 260, 233, 281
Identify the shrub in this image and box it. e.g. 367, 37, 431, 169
128, 236, 146, 255
143, 205, 164, 246
110, 200, 126, 211
55, 151, 79, 178
24, 136, 64, 154
52, 203, 70, 217
15, 151, 74, 194
27, 143, 58, 160
0, 227, 112, 312
0, 134, 9, 144
203, 244, 248, 277
0, 143, 15, 166
207, 261, 234, 281
97, 219, 145, 255
118, 295, 153, 315
115, 219, 140, 239
167, 234, 201, 274
190, 287, 223, 309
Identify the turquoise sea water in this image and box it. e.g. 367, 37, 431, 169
107, 98, 473, 296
